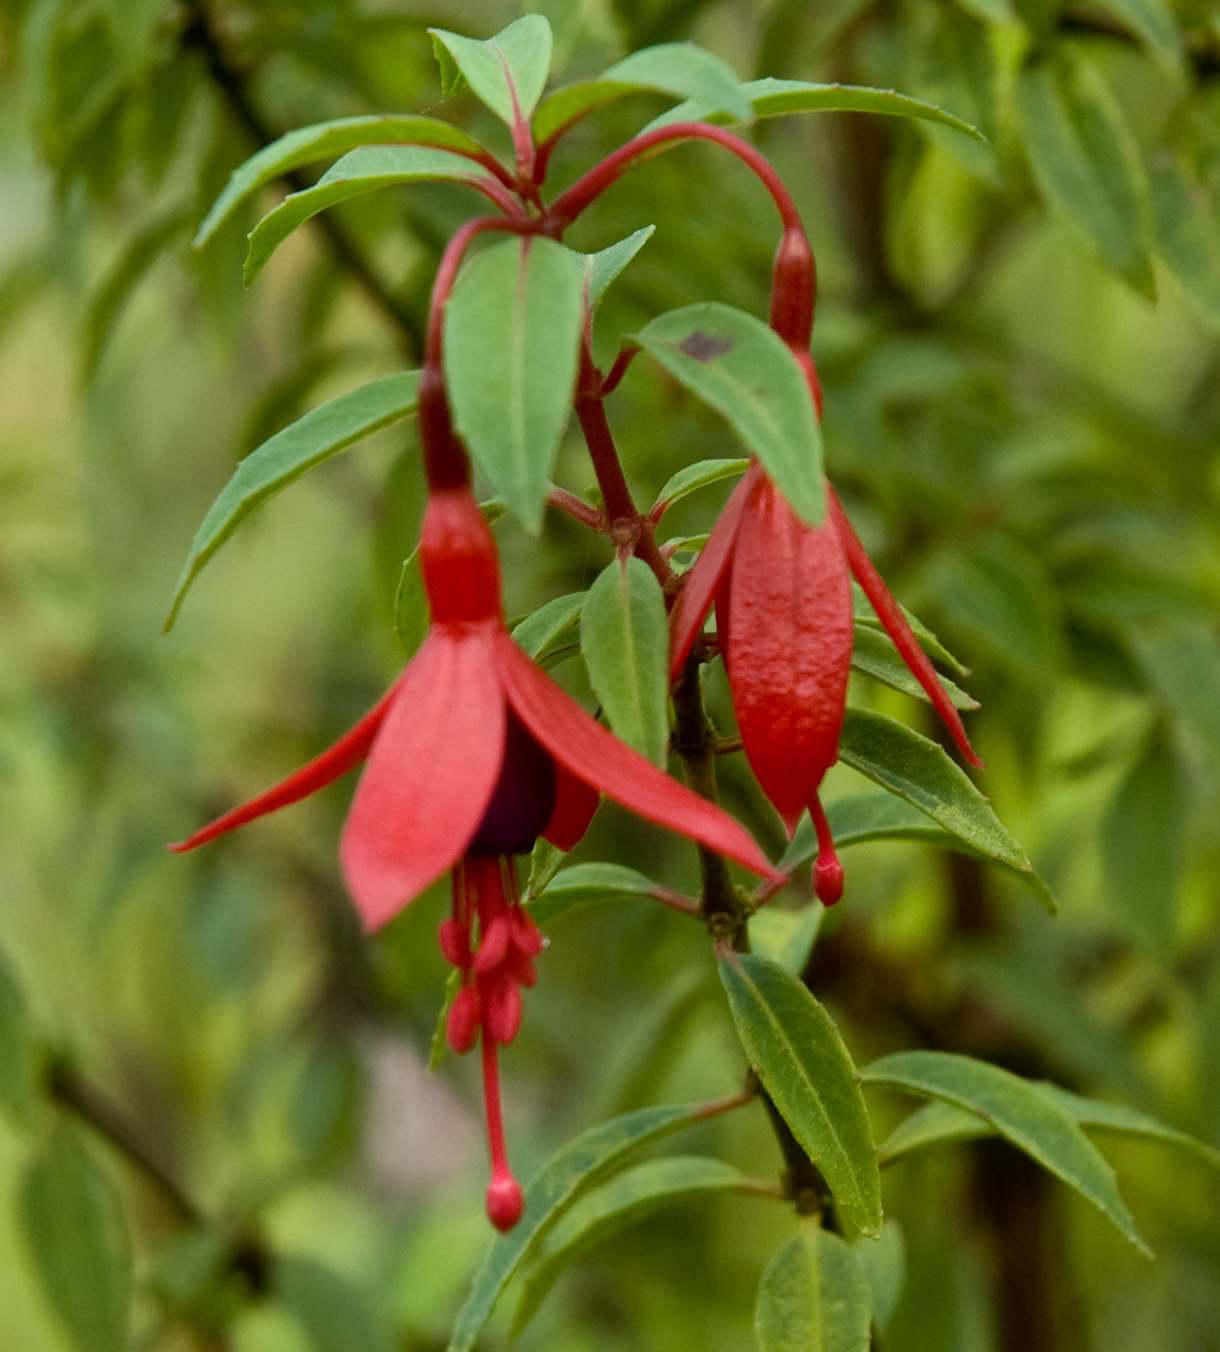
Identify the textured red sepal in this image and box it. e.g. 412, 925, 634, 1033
167, 679, 401, 853
541, 762, 600, 851
828, 488, 983, 769
726, 476, 853, 835
495, 633, 783, 883
340, 632, 506, 933
668, 463, 761, 680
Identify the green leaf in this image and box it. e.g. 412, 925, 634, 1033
581, 225, 656, 311
652, 456, 750, 517
647, 77, 985, 142
879, 1082, 1220, 1173
166, 372, 421, 630
81, 206, 191, 383
1094, 0, 1182, 72
534, 42, 751, 143
850, 625, 978, 710
838, 710, 1055, 913
853, 1221, 905, 1333
635, 302, 825, 525
450, 1102, 718, 1350
19, 1133, 132, 1352
781, 792, 1053, 908
512, 1156, 757, 1337
1039, 1084, 1220, 1172
244, 145, 488, 284
750, 905, 823, 977
525, 836, 566, 900
429, 16, 553, 126
1017, 51, 1154, 294
513, 591, 586, 662
0, 948, 39, 1125
529, 862, 668, 929
719, 954, 882, 1237
878, 1099, 993, 1165
1102, 738, 1183, 959
581, 557, 670, 765
755, 1225, 872, 1352
1150, 151, 1220, 333
861, 1051, 1150, 1254
193, 115, 488, 249
853, 583, 969, 677
275, 1255, 396, 1352
444, 236, 585, 532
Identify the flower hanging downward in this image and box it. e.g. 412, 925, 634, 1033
172, 486, 781, 1229
670, 454, 981, 907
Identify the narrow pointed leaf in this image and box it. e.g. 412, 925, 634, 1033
779, 794, 1048, 908
535, 42, 750, 143
647, 77, 985, 142
529, 862, 670, 928
194, 115, 488, 248
429, 16, 553, 126
444, 236, 585, 532
636, 302, 824, 525
720, 954, 882, 1236
582, 226, 655, 310
166, 372, 421, 629
20, 1134, 132, 1352
853, 582, 969, 676
838, 710, 1054, 912
450, 1102, 719, 1350
861, 1051, 1150, 1254
652, 456, 750, 517
513, 592, 586, 662
244, 145, 490, 284
1017, 51, 1154, 294
850, 624, 978, 710
429, 968, 462, 1072
1150, 151, 1220, 333
755, 1226, 872, 1352
581, 557, 670, 765
512, 1157, 757, 1337
880, 1083, 1220, 1173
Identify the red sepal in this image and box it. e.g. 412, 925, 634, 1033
340, 632, 505, 932
828, 488, 983, 769
496, 633, 783, 883
726, 476, 852, 835
168, 679, 400, 853
542, 763, 600, 851
668, 464, 760, 679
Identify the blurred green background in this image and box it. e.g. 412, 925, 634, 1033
3, 0, 1220, 1348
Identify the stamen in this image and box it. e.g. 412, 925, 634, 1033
446, 984, 480, 1054
481, 1038, 524, 1231
810, 795, 844, 906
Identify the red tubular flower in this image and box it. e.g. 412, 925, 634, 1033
670, 407, 981, 906
172, 486, 781, 1229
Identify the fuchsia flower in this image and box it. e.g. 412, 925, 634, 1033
669, 356, 982, 907
172, 484, 781, 1230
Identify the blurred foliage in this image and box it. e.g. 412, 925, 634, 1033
2, 0, 1220, 1348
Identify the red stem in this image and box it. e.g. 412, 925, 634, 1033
573, 343, 671, 588
547, 486, 605, 530
547, 123, 816, 350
